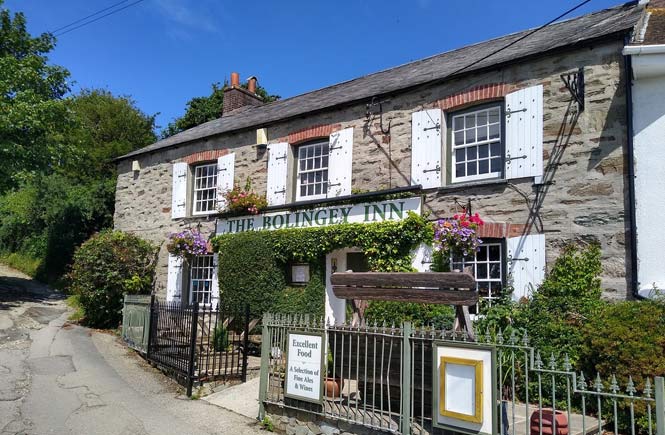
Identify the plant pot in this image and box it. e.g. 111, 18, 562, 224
529, 409, 569, 435
323, 377, 343, 398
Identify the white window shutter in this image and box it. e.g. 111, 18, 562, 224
327, 127, 353, 197
171, 162, 188, 219
211, 253, 220, 309
507, 233, 545, 301
505, 84, 543, 182
411, 109, 443, 189
266, 142, 288, 206
166, 254, 183, 303
216, 153, 235, 211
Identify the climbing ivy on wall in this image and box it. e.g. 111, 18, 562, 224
212, 212, 455, 319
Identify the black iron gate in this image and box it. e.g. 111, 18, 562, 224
146, 298, 255, 396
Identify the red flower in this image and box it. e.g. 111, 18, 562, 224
461, 220, 470, 228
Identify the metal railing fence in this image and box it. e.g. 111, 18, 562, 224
121, 297, 255, 396
258, 313, 665, 435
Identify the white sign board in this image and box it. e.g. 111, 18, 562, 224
433, 344, 496, 435
216, 197, 422, 234
285, 332, 323, 403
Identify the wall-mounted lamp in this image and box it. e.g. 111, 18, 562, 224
132, 160, 141, 172
254, 128, 268, 159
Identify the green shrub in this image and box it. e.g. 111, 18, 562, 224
212, 325, 229, 351
580, 300, 665, 433
216, 232, 287, 318
270, 260, 326, 317
524, 243, 603, 362
67, 230, 157, 328
365, 301, 454, 329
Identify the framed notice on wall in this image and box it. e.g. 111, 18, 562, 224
433, 343, 496, 434
284, 331, 324, 404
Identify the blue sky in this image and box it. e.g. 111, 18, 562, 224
7, 0, 624, 133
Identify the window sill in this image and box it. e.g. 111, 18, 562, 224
436, 178, 508, 193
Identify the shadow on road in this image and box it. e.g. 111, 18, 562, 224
0, 275, 64, 311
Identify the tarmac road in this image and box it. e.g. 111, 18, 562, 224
0, 264, 262, 435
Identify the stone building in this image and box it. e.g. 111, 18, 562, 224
114, 2, 653, 321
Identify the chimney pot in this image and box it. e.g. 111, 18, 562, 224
230, 72, 240, 87
247, 76, 257, 94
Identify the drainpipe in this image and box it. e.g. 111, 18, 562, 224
623, 36, 640, 299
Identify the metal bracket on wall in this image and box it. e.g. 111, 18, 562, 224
561, 67, 585, 112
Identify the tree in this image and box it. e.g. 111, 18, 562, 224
0, 1, 72, 193
161, 81, 280, 138
62, 89, 157, 181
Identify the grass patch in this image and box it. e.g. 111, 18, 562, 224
65, 294, 85, 322
0, 252, 42, 278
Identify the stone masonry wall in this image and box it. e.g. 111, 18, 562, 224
114, 38, 630, 299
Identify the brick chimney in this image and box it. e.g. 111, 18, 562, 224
222, 72, 263, 116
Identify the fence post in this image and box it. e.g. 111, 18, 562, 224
401, 321, 412, 435
258, 313, 271, 421
146, 295, 155, 361
241, 304, 250, 383
656, 376, 665, 435
186, 301, 199, 397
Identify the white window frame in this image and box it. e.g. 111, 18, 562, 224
450, 104, 503, 184
451, 241, 503, 312
192, 162, 218, 215
295, 140, 330, 201
189, 254, 215, 306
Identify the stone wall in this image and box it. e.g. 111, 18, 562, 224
114, 38, 631, 299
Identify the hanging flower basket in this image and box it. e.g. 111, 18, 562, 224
433, 211, 484, 258
166, 229, 208, 258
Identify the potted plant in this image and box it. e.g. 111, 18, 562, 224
220, 177, 267, 216
323, 347, 343, 398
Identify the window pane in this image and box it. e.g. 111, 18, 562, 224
307, 185, 314, 195
299, 147, 307, 159
453, 116, 463, 130
490, 142, 501, 157
489, 245, 501, 260
477, 111, 487, 125
479, 159, 489, 174
467, 162, 477, 176
465, 115, 475, 128
456, 163, 465, 177
300, 186, 307, 197
455, 149, 465, 162
489, 124, 500, 139
323, 169, 328, 181
322, 156, 329, 167
308, 172, 315, 183
477, 263, 488, 279
315, 184, 321, 195
467, 146, 477, 160
478, 144, 489, 158
466, 128, 476, 143
454, 131, 464, 145
477, 247, 487, 261
300, 159, 306, 171
477, 126, 488, 142
491, 157, 502, 173
314, 158, 321, 169
307, 147, 314, 158
490, 264, 501, 279
489, 108, 500, 124
314, 146, 321, 156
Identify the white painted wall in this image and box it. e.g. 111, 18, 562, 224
626, 46, 665, 297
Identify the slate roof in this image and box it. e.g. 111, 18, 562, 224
118, 2, 642, 161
